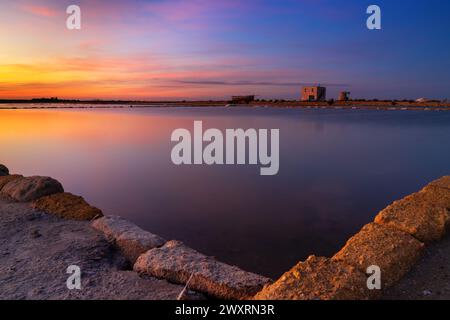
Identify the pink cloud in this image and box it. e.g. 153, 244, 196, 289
144, 0, 208, 22
21, 4, 58, 17
142, 0, 251, 29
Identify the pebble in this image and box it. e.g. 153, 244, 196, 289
422, 290, 432, 296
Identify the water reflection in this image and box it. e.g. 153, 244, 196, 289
1, 107, 449, 278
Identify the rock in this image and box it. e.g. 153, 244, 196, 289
1, 176, 64, 202
92, 216, 166, 264
332, 223, 424, 288
30, 229, 42, 238
177, 289, 207, 301
428, 176, 450, 190
0, 175, 23, 192
134, 240, 272, 300
422, 289, 433, 297
254, 256, 376, 300
32, 192, 103, 221
0, 164, 9, 176
375, 192, 450, 243
419, 185, 450, 210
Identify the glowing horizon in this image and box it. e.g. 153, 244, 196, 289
1, 0, 450, 100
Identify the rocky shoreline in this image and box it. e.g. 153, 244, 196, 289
254, 176, 450, 300
0, 163, 449, 300
0, 164, 270, 300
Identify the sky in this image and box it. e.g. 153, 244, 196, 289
0, 0, 449, 100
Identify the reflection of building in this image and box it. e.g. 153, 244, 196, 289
339, 91, 351, 101
301, 86, 326, 101
231, 95, 255, 104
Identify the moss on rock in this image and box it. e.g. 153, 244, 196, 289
32, 192, 103, 221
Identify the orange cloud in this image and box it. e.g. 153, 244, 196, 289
0, 52, 327, 100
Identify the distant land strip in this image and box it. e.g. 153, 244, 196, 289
1, 98, 450, 111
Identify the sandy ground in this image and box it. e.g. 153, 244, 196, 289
0, 196, 201, 300
383, 233, 450, 300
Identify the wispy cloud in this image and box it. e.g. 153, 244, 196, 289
20, 4, 58, 17
171, 80, 349, 87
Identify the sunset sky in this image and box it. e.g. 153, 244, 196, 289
1, 0, 449, 100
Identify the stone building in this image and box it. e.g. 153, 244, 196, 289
339, 91, 351, 101
301, 86, 326, 102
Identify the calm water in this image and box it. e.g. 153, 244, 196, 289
1, 106, 450, 278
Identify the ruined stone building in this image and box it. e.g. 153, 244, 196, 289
301, 86, 326, 102
339, 91, 351, 101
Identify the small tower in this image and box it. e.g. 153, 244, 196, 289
339, 91, 351, 101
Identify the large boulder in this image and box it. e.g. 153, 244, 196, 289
32, 192, 103, 221
0, 164, 9, 176
0, 175, 23, 192
254, 256, 376, 300
332, 223, 424, 288
134, 240, 272, 300
1, 176, 64, 202
92, 216, 166, 264
375, 192, 450, 243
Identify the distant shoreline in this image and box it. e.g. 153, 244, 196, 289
1, 98, 450, 108
1, 101, 450, 112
